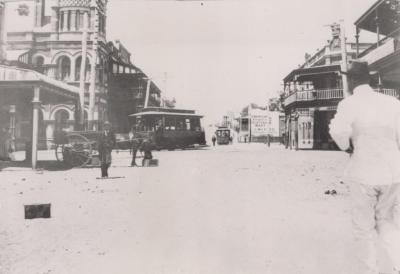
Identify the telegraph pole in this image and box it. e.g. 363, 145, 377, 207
144, 78, 151, 108
78, 11, 89, 129
89, 5, 99, 130
340, 20, 350, 98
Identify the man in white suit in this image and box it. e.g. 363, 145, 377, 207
330, 61, 400, 274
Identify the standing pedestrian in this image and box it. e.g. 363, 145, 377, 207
267, 134, 271, 147
140, 138, 153, 166
97, 121, 116, 178
329, 61, 400, 274
130, 137, 140, 167
0, 128, 8, 160
212, 135, 216, 146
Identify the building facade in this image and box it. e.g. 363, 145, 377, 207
282, 24, 382, 150
0, 0, 109, 147
0, 0, 162, 149
237, 104, 282, 143
355, 0, 400, 91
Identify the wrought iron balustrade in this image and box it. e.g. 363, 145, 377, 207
284, 88, 343, 106
284, 87, 400, 107
375, 88, 400, 98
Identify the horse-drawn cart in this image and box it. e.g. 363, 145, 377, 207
54, 131, 100, 168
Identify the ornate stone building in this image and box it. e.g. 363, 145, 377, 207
0, 0, 161, 149
0, 0, 108, 146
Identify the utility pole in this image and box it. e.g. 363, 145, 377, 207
248, 104, 252, 143
340, 19, 350, 98
144, 78, 151, 108
78, 11, 89, 129
89, 5, 99, 130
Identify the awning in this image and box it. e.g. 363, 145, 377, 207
130, 111, 203, 118
0, 65, 80, 100
283, 65, 341, 83
355, 0, 400, 36
0, 65, 80, 169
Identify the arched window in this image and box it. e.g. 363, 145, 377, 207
75, 56, 91, 81
57, 56, 71, 81
33, 56, 45, 73
55, 109, 70, 132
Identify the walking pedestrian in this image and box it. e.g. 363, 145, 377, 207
329, 60, 400, 274
97, 121, 116, 178
212, 135, 216, 146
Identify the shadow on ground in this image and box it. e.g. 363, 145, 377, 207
0, 160, 72, 172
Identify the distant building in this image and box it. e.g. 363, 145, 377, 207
282, 23, 378, 150
221, 111, 236, 129
237, 104, 281, 143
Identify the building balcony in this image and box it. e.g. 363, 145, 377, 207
284, 88, 344, 106
284, 88, 399, 107
358, 37, 399, 66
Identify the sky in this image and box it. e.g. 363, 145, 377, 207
107, 0, 377, 124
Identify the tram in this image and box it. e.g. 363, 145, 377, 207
129, 107, 206, 150
215, 127, 231, 145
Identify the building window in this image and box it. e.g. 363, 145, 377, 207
55, 109, 70, 132
75, 56, 91, 81
67, 10, 71, 30
33, 56, 45, 73
77, 11, 83, 29
57, 56, 71, 81
59, 12, 64, 31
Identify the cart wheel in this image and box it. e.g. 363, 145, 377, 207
63, 134, 93, 168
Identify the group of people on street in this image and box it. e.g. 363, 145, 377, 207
97, 122, 153, 178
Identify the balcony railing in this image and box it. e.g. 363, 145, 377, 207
284, 87, 400, 107
376, 88, 400, 98
316, 89, 343, 100
284, 88, 343, 106
358, 37, 398, 65
358, 36, 393, 58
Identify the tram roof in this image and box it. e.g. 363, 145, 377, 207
129, 111, 203, 118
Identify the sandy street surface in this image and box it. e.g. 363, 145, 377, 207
0, 143, 394, 274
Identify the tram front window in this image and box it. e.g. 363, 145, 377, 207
165, 117, 176, 130
186, 119, 191, 130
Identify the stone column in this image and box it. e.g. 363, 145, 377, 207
70, 10, 77, 31
32, 86, 41, 170
45, 122, 54, 150
9, 105, 16, 152
50, 6, 59, 40
62, 11, 69, 32
70, 57, 76, 82
35, 0, 43, 27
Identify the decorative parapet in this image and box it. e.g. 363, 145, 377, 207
59, 0, 91, 8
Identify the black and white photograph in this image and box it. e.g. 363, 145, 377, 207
0, 0, 400, 273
